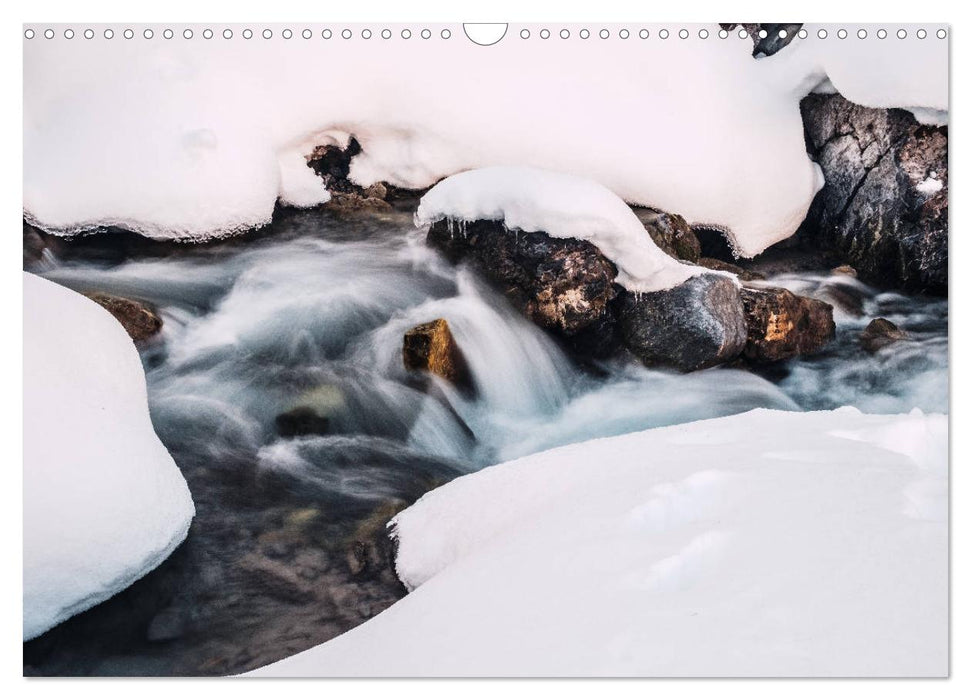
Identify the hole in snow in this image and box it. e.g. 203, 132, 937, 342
463, 23, 507, 46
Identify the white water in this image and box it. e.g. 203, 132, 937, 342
36, 209, 947, 503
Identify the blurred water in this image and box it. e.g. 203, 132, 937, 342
40, 210, 948, 498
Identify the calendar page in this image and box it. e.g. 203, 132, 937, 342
22, 21, 949, 678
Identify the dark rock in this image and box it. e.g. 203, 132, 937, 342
275, 408, 330, 438
697, 257, 765, 281
617, 274, 747, 371
83, 292, 162, 342
740, 287, 835, 363
426, 219, 619, 350
799, 93, 947, 295
146, 608, 186, 643
306, 137, 411, 211
402, 318, 472, 390
635, 209, 701, 262
239, 554, 316, 604
720, 23, 803, 57
815, 280, 867, 318
860, 318, 908, 353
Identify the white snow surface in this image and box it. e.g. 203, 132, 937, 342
416, 167, 699, 292
23, 273, 195, 641
23, 23, 946, 256
252, 407, 947, 677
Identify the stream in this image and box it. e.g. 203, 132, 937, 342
23, 204, 948, 675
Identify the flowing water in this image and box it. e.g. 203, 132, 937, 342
24, 205, 948, 674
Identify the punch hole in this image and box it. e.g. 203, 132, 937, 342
463, 23, 507, 46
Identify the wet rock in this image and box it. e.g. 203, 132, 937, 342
635, 209, 701, 262
402, 318, 471, 389
831, 264, 857, 277
83, 292, 162, 342
816, 280, 866, 318
799, 93, 947, 295
275, 408, 329, 438
860, 318, 908, 353
617, 274, 747, 371
275, 385, 344, 438
146, 607, 186, 643
697, 257, 764, 281
239, 553, 316, 604
426, 219, 619, 345
740, 287, 835, 363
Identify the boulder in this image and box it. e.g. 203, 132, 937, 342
635, 209, 701, 262
426, 219, 619, 339
402, 318, 472, 390
617, 274, 747, 371
83, 292, 162, 342
306, 137, 404, 211
860, 318, 908, 353
740, 287, 835, 363
799, 93, 947, 295
697, 257, 764, 281
275, 385, 345, 438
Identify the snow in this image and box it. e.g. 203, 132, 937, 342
415, 166, 699, 292
251, 407, 947, 677
23, 23, 946, 255
23, 273, 195, 641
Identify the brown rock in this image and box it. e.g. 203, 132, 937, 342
635, 209, 702, 262
860, 318, 908, 353
402, 318, 471, 389
697, 257, 765, 281
740, 287, 835, 363
84, 292, 162, 342
831, 265, 857, 277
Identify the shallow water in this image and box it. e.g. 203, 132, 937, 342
26, 206, 948, 674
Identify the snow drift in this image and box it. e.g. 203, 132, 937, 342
23, 273, 195, 640
252, 407, 947, 677
416, 166, 699, 292
23, 23, 946, 255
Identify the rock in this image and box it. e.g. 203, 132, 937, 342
860, 318, 909, 353
146, 607, 186, 643
740, 287, 835, 363
617, 274, 747, 371
635, 209, 701, 262
275, 408, 329, 438
426, 219, 619, 344
306, 137, 399, 211
275, 385, 345, 438
799, 93, 947, 295
83, 292, 162, 342
239, 553, 316, 604
402, 318, 472, 390
831, 265, 857, 277
697, 257, 764, 281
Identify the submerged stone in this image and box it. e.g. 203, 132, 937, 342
860, 318, 909, 354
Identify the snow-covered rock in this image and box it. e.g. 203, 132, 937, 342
417, 167, 698, 293
251, 407, 947, 677
23, 24, 945, 255
23, 273, 194, 641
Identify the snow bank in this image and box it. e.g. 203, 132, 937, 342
251, 407, 947, 677
23, 273, 194, 640
23, 23, 945, 254
416, 167, 698, 292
